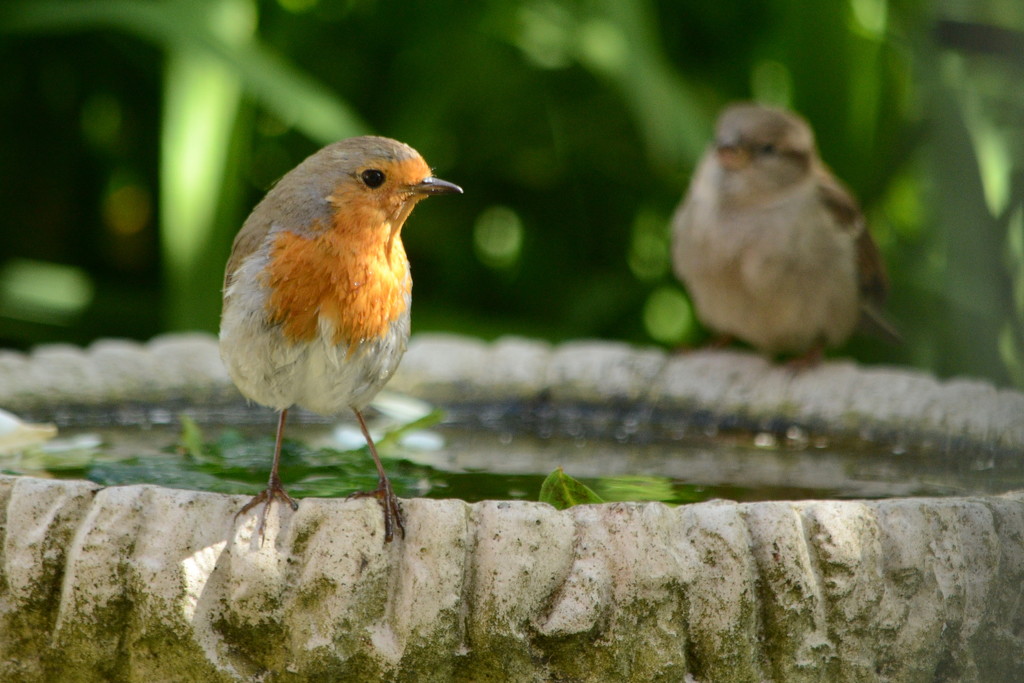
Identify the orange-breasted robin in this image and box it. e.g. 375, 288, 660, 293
219, 135, 462, 542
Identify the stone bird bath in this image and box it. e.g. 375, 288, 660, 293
0, 333, 1021, 681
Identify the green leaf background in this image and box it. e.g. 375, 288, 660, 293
1, 0, 1021, 386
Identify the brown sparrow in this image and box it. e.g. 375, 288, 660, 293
671, 103, 899, 359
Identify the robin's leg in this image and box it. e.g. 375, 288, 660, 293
236, 408, 299, 541
347, 408, 405, 543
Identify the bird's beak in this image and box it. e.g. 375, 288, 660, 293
715, 143, 750, 170
413, 176, 463, 195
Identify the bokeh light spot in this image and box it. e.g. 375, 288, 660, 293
515, 3, 573, 69
103, 183, 152, 237
577, 19, 628, 75
849, 0, 888, 38
473, 206, 524, 270
643, 286, 692, 345
627, 208, 670, 282
0, 259, 94, 325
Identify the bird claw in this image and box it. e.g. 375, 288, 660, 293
348, 478, 405, 543
236, 481, 299, 543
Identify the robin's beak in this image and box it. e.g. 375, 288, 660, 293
413, 176, 463, 195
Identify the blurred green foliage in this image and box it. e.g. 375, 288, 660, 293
0, 0, 1021, 387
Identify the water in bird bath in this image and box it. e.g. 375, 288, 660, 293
2, 397, 1019, 505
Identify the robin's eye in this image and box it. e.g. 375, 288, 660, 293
360, 169, 386, 188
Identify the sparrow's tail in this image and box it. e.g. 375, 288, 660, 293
857, 303, 903, 345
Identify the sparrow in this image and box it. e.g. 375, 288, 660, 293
219, 135, 462, 542
671, 103, 899, 361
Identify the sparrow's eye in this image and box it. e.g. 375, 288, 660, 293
360, 169, 386, 188
757, 143, 777, 156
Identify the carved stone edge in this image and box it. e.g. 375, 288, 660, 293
1, 332, 1021, 453
0, 476, 1020, 681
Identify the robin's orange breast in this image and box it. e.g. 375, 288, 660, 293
263, 224, 411, 354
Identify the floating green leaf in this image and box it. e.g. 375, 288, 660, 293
539, 467, 604, 510
177, 415, 206, 460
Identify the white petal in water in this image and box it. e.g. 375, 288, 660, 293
369, 391, 435, 422
0, 408, 58, 455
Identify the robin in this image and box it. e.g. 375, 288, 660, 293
219, 135, 462, 542
671, 103, 899, 362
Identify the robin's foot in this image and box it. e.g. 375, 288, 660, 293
348, 477, 405, 542
236, 480, 299, 542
